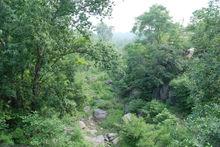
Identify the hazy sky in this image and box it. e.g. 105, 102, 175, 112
102, 0, 208, 32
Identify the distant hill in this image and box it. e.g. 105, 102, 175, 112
112, 32, 136, 49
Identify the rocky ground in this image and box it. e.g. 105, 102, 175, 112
79, 108, 119, 147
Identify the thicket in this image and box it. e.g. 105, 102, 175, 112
119, 1, 219, 146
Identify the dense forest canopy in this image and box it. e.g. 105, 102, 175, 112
0, 0, 219, 146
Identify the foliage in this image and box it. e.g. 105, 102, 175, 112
0, 0, 115, 145
140, 100, 167, 123
120, 1, 220, 147
169, 74, 193, 115
187, 103, 220, 146
119, 114, 151, 147
188, 0, 220, 104
0, 0, 219, 146
74, 68, 114, 107
132, 4, 184, 48
123, 5, 186, 100
95, 22, 113, 41
85, 40, 125, 78
119, 114, 196, 147
18, 112, 89, 146
101, 108, 123, 131
186, 1, 220, 146
127, 99, 147, 114
0, 0, 113, 111
0, 114, 13, 145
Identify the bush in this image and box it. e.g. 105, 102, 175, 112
74, 68, 115, 108
118, 114, 196, 147
187, 103, 220, 146
127, 99, 147, 114
101, 109, 123, 131
93, 99, 113, 109
169, 75, 193, 115
0, 114, 13, 145
19, 112, 89, 146
140, 100, 167, 123
119, 114, 153, 147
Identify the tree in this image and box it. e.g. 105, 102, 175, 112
95, 22, 113, 41
0, 0, 113, 110
133, 5, 177, 45
186, 1, 220, 146
123, 5, 185, 100
189, 0, 220, 103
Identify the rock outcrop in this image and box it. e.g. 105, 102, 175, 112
93, 109, 107, 121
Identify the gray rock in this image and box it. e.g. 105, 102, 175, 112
79, 121, 86, 129
112, 137, 119, 145
186, 48, 195, 58
95, 135, 105, 143
105, 80, 113, 85
106, 133, 117, 141
93, 109, 107, 120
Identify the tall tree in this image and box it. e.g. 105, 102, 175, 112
0, 0, 113, 110
124, 5, 185, 100
95, 22, 113, 41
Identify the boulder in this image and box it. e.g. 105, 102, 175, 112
93, 109, 107, 120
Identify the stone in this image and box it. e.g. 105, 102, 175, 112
112, 137, 119, 145
106, 133, 117, 141
105, 80, 113, 85
95, 135, 105, 143
83, 106, 91, 114
93, 109, 107, 120
79, 121, 86, 129
186, 48, 195, 58
88, 129, 97, 136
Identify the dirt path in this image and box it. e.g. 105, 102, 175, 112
80, 117, 106, 147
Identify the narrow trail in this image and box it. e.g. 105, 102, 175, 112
79, 114, 118, 147
80, 117, 106, 147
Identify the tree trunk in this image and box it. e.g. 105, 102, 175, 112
32, 48, 43, 109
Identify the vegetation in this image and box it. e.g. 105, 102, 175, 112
0, 0, 219, 146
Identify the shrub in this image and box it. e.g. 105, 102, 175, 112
0, 133, 13, 145
187, 103, 220, 146
101, 109, 123, 131
127, 99, 147, 114
93, 99, 113, 109
74, 68, 115, 107
118, 114, 196, 147
140, 100, 167, 123
119, 114, 153, 147
0, 114, 13, 145
169, 75, 193, 115
19, 112, 89, 146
